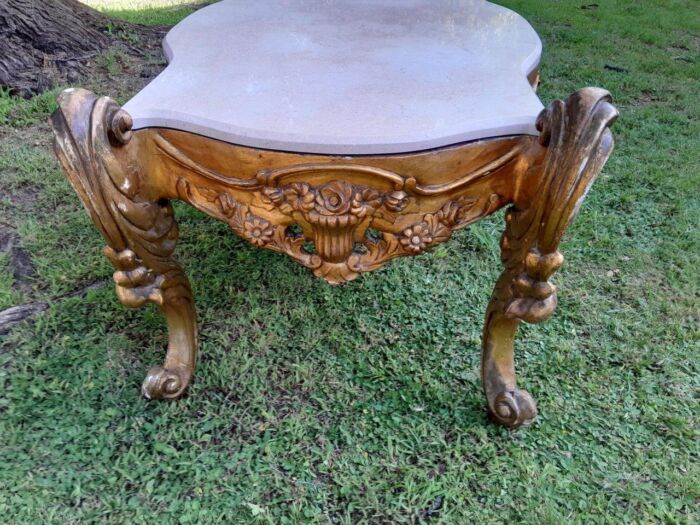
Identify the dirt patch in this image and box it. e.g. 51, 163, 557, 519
0, 0, 167, 98
86, 50, 168, 102
0, 122, 54, 151
0, 228, 35, 294
635, 89, 660, 107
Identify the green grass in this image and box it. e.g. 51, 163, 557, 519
1, 1, 699, 523
0, 87, 62, 127
96, 0, 215, 26
0, 253, 23, 310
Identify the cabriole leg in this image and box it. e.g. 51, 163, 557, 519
482, 88, 618, 427
51, 88, 198, 400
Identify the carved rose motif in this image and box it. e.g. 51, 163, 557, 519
243, 216, 274, 246
284, 183, 315, 212
316, 181, 354, 215
384, 190, 409, 212
263, 181, 383, 222
400, 223, 433, 254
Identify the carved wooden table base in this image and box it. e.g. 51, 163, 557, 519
51, 87, 616, 427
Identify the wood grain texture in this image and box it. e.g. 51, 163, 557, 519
51, 87, 616, 427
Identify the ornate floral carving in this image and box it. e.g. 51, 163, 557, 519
174, 172, 501, 284
400, 223, 433, 254
261, 179, 381, 269
243, 216, 274, 246
150, 132, 525, 284
346, 194, 501, 277
267, 183, 315, 213
175, 178, 322, 274
263, 180, 382, 222
316, 180, 353, 215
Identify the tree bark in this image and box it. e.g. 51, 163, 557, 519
0, 0, 163, 97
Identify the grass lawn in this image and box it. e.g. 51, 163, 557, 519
0, 1, 698, 523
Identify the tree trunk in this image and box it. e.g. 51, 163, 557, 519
0, 0, 163, 97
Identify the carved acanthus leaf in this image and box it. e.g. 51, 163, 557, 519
53, 90, 191, 309
492, 88, 618, 324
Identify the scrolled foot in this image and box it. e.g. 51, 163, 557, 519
489, 389, 537, 428
142, 365, 192, 400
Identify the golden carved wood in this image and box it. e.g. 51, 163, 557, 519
482, 89, 618, 426
51, 87, 616, 427
52, 90, 197, 400
143, 126, 534, 282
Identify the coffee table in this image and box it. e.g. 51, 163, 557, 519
51, 0, 617, 427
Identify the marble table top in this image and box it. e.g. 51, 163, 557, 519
123, 0, 544, 155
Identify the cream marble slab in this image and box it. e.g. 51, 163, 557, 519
123, 0, 544, 154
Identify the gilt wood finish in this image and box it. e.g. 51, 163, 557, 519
51, 87, 616, 426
